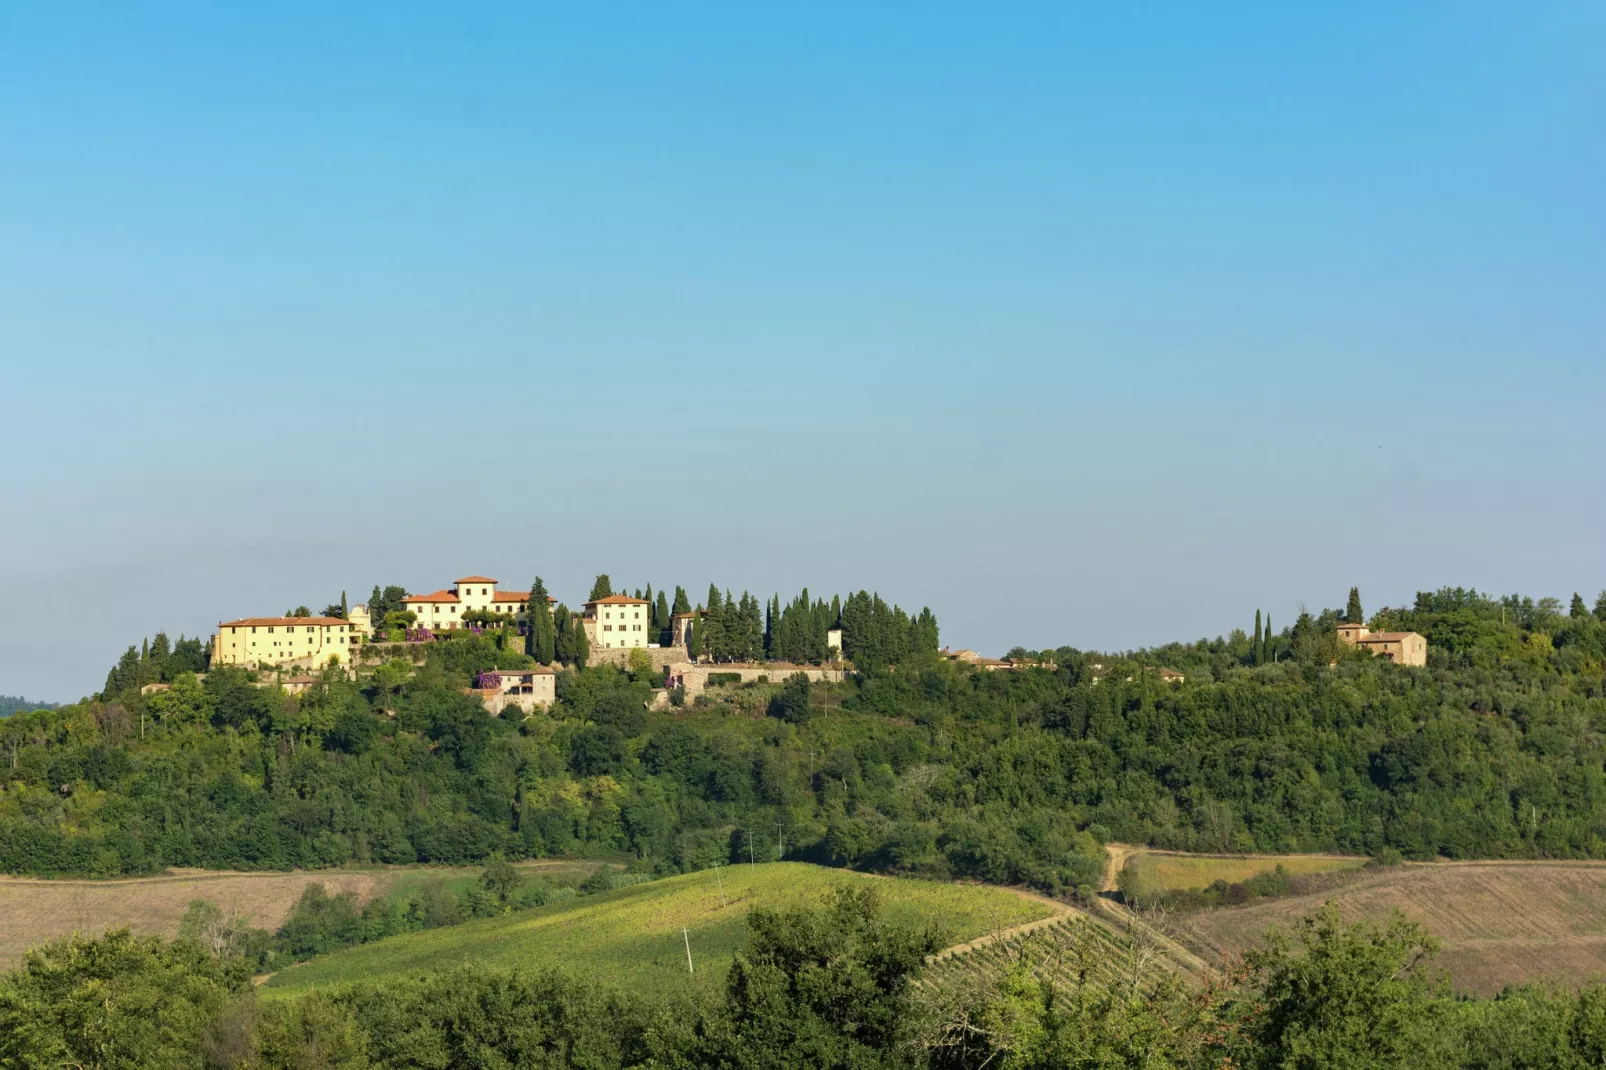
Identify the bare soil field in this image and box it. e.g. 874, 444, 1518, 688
0, 860, 606, 969
1183, 861, 1606, 995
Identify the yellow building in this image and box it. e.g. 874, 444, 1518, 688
212, 616, 358, 669
584, 594, 650, 649
1336, 623, 1428, 667
402, 575, 553, 632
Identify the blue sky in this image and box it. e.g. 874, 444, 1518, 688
2, 2, 1603, 701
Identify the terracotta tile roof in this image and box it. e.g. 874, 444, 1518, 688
672, 611, 698, 619
492, 591, 558, 603
404, 590, 460, 604
585, 594, 649, 605
219, 616, 351, 628
456, 575, 498, 584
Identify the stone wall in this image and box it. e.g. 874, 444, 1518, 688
586, 646, 688, 673
673, 663, 848, 698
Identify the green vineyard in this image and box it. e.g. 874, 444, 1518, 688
920, 911, 1163, 996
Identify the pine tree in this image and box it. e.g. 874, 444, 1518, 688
1571, 593, 1589, 620
589, 575, 613, 601
1346, 587, 1363, 625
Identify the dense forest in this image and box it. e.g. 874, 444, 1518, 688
10, 886, 1606, 1068
2, 586, 1604, 884
0, 696, 54, 718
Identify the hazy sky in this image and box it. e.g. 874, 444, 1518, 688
3, 3, 1603, 702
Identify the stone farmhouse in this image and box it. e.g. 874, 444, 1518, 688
1336, 622, 1428, 667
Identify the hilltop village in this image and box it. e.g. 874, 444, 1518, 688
190, 573, 1429, 717
202, 573, 945, 713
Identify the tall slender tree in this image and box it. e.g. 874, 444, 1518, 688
672, 586, 691, 615
1263, 614, 1273, 664
1253, 610, 1263, 665
527, 578, 556, 664
1346, 587, 1364, 625
589, 575, 613, 601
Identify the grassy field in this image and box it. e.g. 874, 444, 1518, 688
1183, 861, 1606, 995
1125, 850, 1366, 892
0, 859, 612, 970
263, 863, 1054, 999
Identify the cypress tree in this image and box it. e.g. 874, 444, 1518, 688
572, 613, 589, 668
645, 584, 655, 629
655, 590, 671, 644
341, 591, 349, 619
1263, 615, 1273, 664
589, 575, 613, 601
1346, 587, 1363, 625
672, 586, 691, 615
1253, 610, 1262, 664
686, 621, 701, 660
527, 578, 556, 664
553, 605, 573, 664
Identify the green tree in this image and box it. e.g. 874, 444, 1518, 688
1571, 592, 1589, 619
1253, 609, 1263, 665
695, 887, 941, 1067
478, 854, 521, 907
1236, 905, 1451, 1069
672, 586, 691, 615
687, 621, 702, 660
1347, 586, 1364, 624
526, 577, 556, 665
589, 574, 613, 601
655, 589, 671, 645
0, 930, 252, 1068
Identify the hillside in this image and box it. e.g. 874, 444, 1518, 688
1182, 860, 1606, 995
262, 862, 1055, 998
0, 859, 608, 970
4, 584, 1605, 903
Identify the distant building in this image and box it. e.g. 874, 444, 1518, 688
1336, 623, 1428, 667
402, 575, 553, 631
469, 666, 556, 715
583, 594, 651, 650
671, 611, 698, 649
347, 603, 372, 639
212, 616, 359, 669
826, 626, 844, 657
1156, 667, 1186, 684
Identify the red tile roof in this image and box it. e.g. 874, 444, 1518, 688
220, 616, 350, 628
585, 594, 649, 605
404, 590, 460, 604
456, 575, 498, 584
492, 591, 558, 603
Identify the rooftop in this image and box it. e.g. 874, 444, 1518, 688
403, 590, 459, 604
456, 575, 498, 584
1359, 631, 1419, 642
586, 594, 649, 605
220, 616, 350, 627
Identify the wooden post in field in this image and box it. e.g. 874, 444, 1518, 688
714, 863, 727, 908
683, 926, 694, 974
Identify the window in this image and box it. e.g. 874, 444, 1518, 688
268, 626, 274, 633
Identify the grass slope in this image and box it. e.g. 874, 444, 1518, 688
263, 863, 1053, 999
1184, 861, 1606, 995
0, 859, 610, 970
1126, 850, 1364, 892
